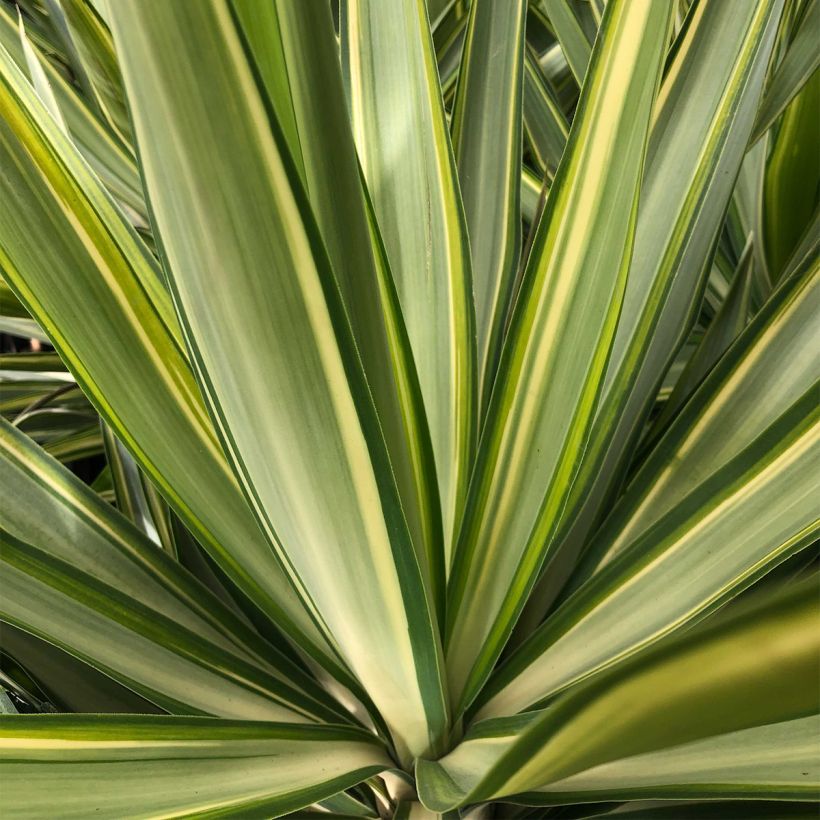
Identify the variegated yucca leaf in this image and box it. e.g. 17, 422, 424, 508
0, 0, 816, 817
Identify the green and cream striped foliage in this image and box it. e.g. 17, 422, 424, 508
0, 0, 817, 817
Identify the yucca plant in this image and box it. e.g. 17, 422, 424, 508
0, 0, 818, 816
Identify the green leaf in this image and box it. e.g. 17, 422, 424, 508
417, 714, 819, 808
727, 138, 772, 310
42, 423, 103, 462
520, 166, 546, 224
258, 0, 443, 607
0, 277, 29, 318
751, 0, 820, 143
54, 0, 132, 145
763, 69, 819, 279
450, 0, 526, 411
582, 253, 819, 578
539, 0, 592, 85
4, 418, 281, 667
342, 0, 477, 553
0, 316, 47, 342
651, 237, 755, 430
0, 353, 66, 373
110, 0, 448, 761
101, 422, 160, 541
0, 530, 338, 722
516, 715, 820, 804
394, 801, 457, 820
0, 381, 85, 416
528, 4, 577, 114
444, 0, 673, 715
521, 0, 787, 625
0, 715, 390, 819
476, 385, 819, 719
230, 0, 305, 183
522, 46, 569, 182
780, 204, 820, 283
16, 8, 66, 133
1, 621, 161, 714
0, 4, 144, 220
421, 579, 818, 808
0, 41, 336, 679
572, 803, 819, 820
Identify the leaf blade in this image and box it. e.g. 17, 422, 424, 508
110, 0, 449, 760
342, 0, 477, 553
445, 0, 673, 714
0, 715, 390, 820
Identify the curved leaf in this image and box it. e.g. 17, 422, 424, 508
421, 579, 818, 808
417, 714, 819, 808
751, 0, 820, 143
477, 386, 819, 718
110, 0, 448, 761
450, 0, 526, 410
342, 0, 477, 552
444, 0, 673, 715
0, 41, 335, 678
0, 531, 335, 723
0, 715, 390, 820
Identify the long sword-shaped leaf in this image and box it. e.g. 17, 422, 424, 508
422, 579, 818, 808
229, 0, 304, 183
529, 4, 578, 114
54, 0, 131, 145
650, 238, 755, 431
342, 0, 476, 551
444, 0, 672, 714
0, 277, 29, 318
780, 205, 820, 283
520, 166, 546, 224
0, 318, 46, 343
522, 0, 786, 622
100, 422, 157, 539
583, 254, 819, 577
476, 385, 819, 719
587, 0, 783, 501
0, 4, 144, 219
520, 715, 820, 805
0, 352, 66, 373
0, 418, 338, 717
110, 0, 448, 761
522, 47, 569, 182
727, 138, 772, 309
751, 0, 820, 143
16, 9, 66, 133
253, 0, 443, 606
539, 0, 592, 85
450, 0, 526, 412
0, 43, 336, 677
417, 713, 818, 808
763, 70, 819, 280
0, 716, 390, 819
40, 0, 100, 118
0, 531, 336, 723
0, 381, 84, 415
41, 424, 102, 462
1, 619, 161, 714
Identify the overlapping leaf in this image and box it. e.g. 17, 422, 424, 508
110, 0, 448, 761
342, 0, 476, 554
419, 580, 819, 808
445, 0, 673, 714
0, 716, 390, 819
0, 40, 336, 679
